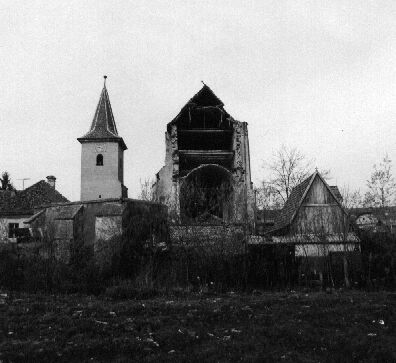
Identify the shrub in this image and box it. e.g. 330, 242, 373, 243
0, 244, 104, 294
360, 231, 396, 288
0, 247, 23, 290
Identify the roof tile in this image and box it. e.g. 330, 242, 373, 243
0, 180, 69, 215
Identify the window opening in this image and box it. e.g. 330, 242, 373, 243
8, 223, 19, 238
96, 154, 103, 166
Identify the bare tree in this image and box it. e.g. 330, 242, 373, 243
255, 182, 283, 210
261, 145, 330, 206
338, 186, 362, 289
364, 154, 396, 207
138, 178, 154, 201
340, 186, 363, 209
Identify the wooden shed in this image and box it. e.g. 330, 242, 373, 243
270, 171, 360, 257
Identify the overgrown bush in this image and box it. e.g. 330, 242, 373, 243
0, 243, 104, 294
0, 246, 23, 290
2, 229, 396, 295
360, 231, 396, 289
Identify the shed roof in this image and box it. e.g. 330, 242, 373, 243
53, 204, 83, 220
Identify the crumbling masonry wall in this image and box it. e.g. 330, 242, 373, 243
231, 120, 255, 225
153, 124, 180, 223
170, 225, 245, 254
153, 87, 254, 228
27, 199, 168, 268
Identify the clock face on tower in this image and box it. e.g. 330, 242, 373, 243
95, 145, 105, 153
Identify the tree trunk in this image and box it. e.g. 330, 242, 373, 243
343, 254, 350, 288
319, 271, 323, 289
368, 252, 372, 286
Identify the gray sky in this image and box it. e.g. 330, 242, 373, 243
1, 0, 396, 201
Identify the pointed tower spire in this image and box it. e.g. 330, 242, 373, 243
78, 77, 127, 150
78, 77, 128, 201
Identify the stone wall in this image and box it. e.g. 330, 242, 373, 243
94, 215, 122, 270
231, 121, 255, 226
152, 125, 180, 222
27, 199, 168, 268
169, 224, 246, 254
295, 243, 360, 257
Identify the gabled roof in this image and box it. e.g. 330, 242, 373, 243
330, 186, 343, 203
167, 84, 230, 130
188, 84, 224, 107
78, 79, 127, 150
24, 209, 45, 224
0, 180, 69, 215
271, 171, 346, 233
272, 175, 313, 232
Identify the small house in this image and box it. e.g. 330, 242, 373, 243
0, 176, 69, 243
269, 171, 360, 257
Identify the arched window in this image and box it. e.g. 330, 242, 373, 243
96, 154, 103, 166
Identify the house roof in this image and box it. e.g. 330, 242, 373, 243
271, 171, 345, 233
330, 186, 343, 202
53, 204, 83, 220
24, 209, 45, 224
0, 180, 69, 216
77, 79, 127, 150
0, 190, 14, 207
272, 174, 313, 232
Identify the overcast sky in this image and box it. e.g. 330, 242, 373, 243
1, 0, 396, 201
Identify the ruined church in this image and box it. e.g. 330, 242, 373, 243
152, 84, 255, 228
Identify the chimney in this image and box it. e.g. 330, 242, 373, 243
46, 175, 56, 189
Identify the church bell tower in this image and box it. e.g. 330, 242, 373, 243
77, 76, 127, 201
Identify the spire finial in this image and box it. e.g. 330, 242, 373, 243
315, 167, 318, 172
104, 75, 107, 87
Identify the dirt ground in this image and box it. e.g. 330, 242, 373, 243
1, 290, 395, 362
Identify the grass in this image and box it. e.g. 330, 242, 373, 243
1, 290, 396, 362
